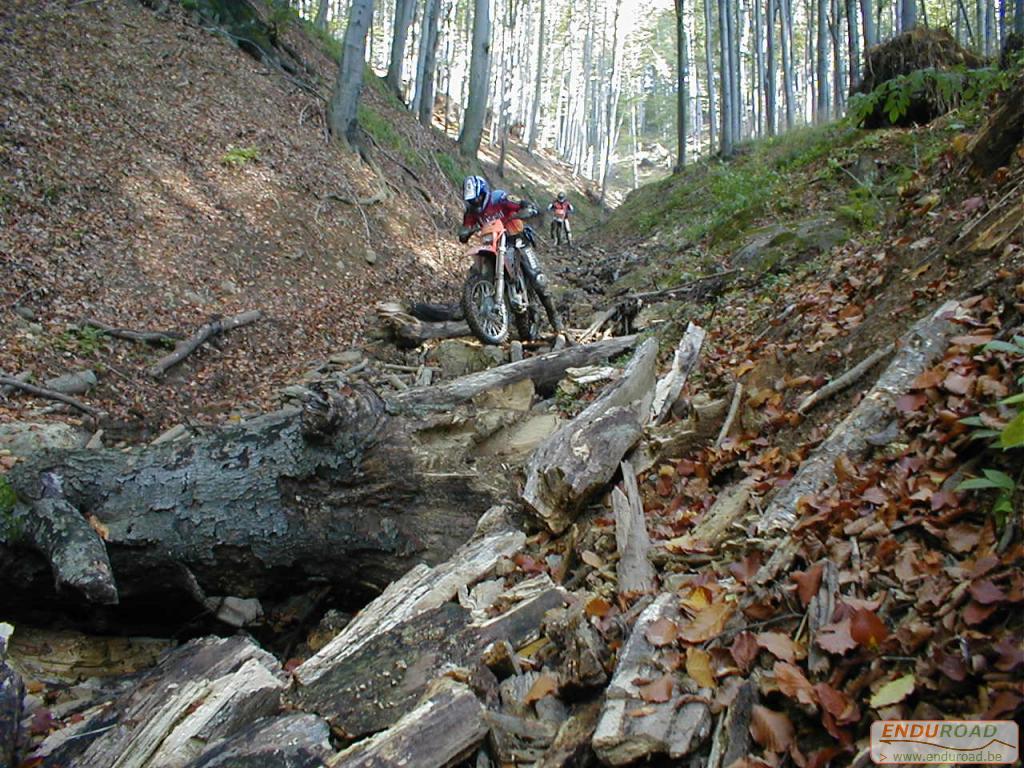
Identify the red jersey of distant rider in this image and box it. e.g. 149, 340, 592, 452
462, 190, 527, 235
551, 199, 573, 219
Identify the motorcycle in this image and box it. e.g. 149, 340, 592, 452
461, 218, 541, 345
551, 212, 572, 247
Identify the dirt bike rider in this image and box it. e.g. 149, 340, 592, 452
459, 175, 565, 336
547, 192, 574, 243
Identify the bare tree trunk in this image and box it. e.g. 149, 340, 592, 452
781, 0, 795, 127
704, 0, 719, 151
720, 0, 736, 155
1016, 0, 1023, 34
458, 0, 490, 157
860, 0, 877, 49
675, 0, 690, 169
631, 102, 640, 189
815, 0, 830, 123
385, 0, 417, 99
847, 0, 860, 88
496, 0, 517, 177
830, 0, 845, 114
754, 0, 766, 136
314, 0, 330, 29
601, 0, 624, 201
413, 0, 441, 124
329, 0, 375, 146
527, 0, 545, 153
729, 0, 742, 139
901, 0, 917, 30
766, 0, 777, 134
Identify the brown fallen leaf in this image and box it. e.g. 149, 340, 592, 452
731, 631, 760, 672
814, 682, 860, 724
645, 616, 679, 647
680, 602, 733, 643
686, 647, 717, 689
850, 608, 889, 649
585, 596, 613, 617
756, 631, 803, 663
969, 579, 1007, 605
750, 704, 794, 753
791, 563, 824, 608
774, 661, 816, 706
638, 675, 673, 703
816, 618, 857, 655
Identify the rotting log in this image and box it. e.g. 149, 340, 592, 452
377, 302, 472, 347
612, 462, 656, 598
536, 700, 603, 768
523, 338, 659, 534
650, 322, 706, 425
291, 582, 569, 740
190, 713, 333, 768
39, 635, 296, 768
328, 679, 487, 768
0, 384, 509, 613
592, 593, 713, 765
968, 72, 1024, 174
396, 334, 640, 409
753, 299, 967, 585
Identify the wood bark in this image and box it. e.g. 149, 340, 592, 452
458, 0, 491, 157
0, 383, 516, 612
329, 0, 374, 145
327, 679, 486, 767
190, 714, 333, 768
719, 0, 736, 156
650, 322, 706, 425
754, 299, 967, 585
413, 0, 441, 124
612, 462, 656, 598
527, 0, 545, 153
675, 0, 690, 169
148, 310, 261, 378
968, 72, 1024, 174
522, 338, 658, 534
592, 594, 713, 764
386, 0, 417, 98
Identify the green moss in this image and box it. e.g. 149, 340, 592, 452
357, 104, 401, 150
221, 145, 260, 167
0, 477, 15, 516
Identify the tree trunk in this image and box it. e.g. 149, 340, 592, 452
719, 0, 735, 155
386, 0, 417, 100
329, 0, 375, 146
781, 0, 795, 127
860, 0, 877, 48
1016, 0, 1023, 34
766, 0, 777, 134
413, 0, 441, 124
901, 0, 917, 30
754, 0, 765, 136
314, 0, 330, 29
816, 0, 830, 122
527, 0, 545, 153
847, 0, 861, 88
676, 0, 690, 170
458, 0, 490, 157
704, 0, 719, 151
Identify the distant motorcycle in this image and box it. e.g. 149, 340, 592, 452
551, 211, 572, 247
460, 218, 541, 345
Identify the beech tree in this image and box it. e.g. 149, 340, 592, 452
458, 0, 490, 157
328, 0, 375, 146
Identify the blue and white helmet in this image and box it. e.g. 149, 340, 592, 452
463, 175, 489, 212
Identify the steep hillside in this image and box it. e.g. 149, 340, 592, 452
0, 0, 595, 437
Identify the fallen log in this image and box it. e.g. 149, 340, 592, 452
650, 322, 706, 425
753, 299, 967, 585
968, 71, 1024, 174
396, 334, 640, 409
377, 302, 472, 347
328, 679, 486, 768
191, 714, 333, 768
523, 338, 659, 534
592, 593, 713, 765
536, 700, 603, 768
612, 462, 656, 599
148, 310, 262, 378
0, 383, 510, 612
40, 635, 293, 767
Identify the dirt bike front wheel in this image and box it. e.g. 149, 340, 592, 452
462, 268, 510, 345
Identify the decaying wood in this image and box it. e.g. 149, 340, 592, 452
329, 679, 486, 768
968, 72, 1024, 174
292, 582, 568, 740
957, 181, 1024, 254
7, 627, 175, 682
576, 307, 619, 344
807, 561, 839, 674
705, 681, 756, 768
486, 710, 558, 764
650, 322, 706, 425
1, 384, 507, 609
715, 382, 743, 447
523, 338, 659, 533
612, 462, 656, 598
190, 713, 332, 768
754, 299, 967, 585
542, 598, 611, 691
80, 320, 183, 345
631, 395, 729, 474
0, 375, 101, 418
42, 635, 291, 768
797, 343, 895, 414
536, 700, 603, 768
148, 310, 263, 378
690, 485, 751, 545
622, 269, 741, 303
592, 594, 712, 765
395, 334, 640, 409
377, 302, 472, 347
294, 507, 525, 687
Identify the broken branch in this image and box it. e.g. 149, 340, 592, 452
148, 310, 263, 378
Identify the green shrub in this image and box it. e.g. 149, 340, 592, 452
221, 146, 260, 167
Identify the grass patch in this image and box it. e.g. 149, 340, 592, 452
221, 146, 260, 167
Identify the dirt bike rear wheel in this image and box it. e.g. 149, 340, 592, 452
514, 285, 541, 341
462, 268, 510, 345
